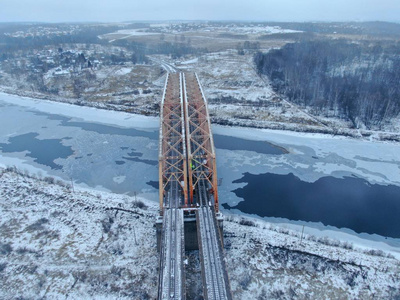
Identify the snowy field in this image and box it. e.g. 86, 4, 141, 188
0, 168, 159, 299
102, 29, 158, 43
222, 25, 302, 35
1, 168, 399, 299
1, 93, 400, 259
154, 51, 351, 135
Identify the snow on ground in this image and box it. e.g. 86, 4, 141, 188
0, 167, 159, 299
0, 50, 164, 117
155, 51, 273, 102
155, 51, 339, 135
114, 67, 132, 76
103, 29, 158, 43
149, 51, 400, 139
180, 58, 199, 65
224, 215, 400, 299
1, 167, 399, 299
107, 29, 158, 36
224, 25, 302, 35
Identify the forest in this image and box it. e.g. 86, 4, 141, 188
254, 39, 400, 129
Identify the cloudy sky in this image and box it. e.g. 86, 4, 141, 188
1, 0, 399, 23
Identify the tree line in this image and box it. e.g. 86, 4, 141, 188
254, 39, 400, 129
0, 25, 121, 52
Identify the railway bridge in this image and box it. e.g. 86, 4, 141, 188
157, 72, 232, 300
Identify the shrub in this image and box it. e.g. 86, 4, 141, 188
44, 176, 55, 184
27, 218, 49, 231
133, 200, 147, 209
56, 180, 66, 187
365, 249, 386, 257
0, 262, 7, 272
239, 272, 251, 290
341, 241, 354, 250
0, 243, 12, 255
101, 217, 114, 233
239, 218, 255, 227
16, 247, 37, 255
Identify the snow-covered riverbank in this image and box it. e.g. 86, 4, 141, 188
1, 167, 399, 299
0, 167, 159, 299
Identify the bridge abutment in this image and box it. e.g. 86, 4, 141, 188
156, 212, 224, 252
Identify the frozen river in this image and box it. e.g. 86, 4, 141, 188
1, 93, 400, 251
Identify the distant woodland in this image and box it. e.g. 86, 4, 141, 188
254, 39, 400, 129
0, 23, 202, 63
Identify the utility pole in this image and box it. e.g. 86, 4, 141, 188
300, 225, 305, 245
70, 177, 75, 193
133, 225, 138, 246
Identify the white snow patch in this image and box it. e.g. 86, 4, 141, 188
113, 175, 126, 184
180, 58, 199, 65
115, 67, 132, 76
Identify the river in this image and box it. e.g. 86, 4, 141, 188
1, 92, 400, 249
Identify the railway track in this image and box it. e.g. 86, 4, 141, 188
197, 179, 231, 300
158, 205, 185, 299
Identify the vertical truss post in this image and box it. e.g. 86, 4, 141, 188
179, 73, 189, 207
182, 73, 194, 205
159, 73, 170, 214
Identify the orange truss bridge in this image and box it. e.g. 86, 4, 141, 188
157, 72, 232, 300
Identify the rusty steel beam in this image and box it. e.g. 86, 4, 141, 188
183, 72, 219, 211
159, 73, 188, 213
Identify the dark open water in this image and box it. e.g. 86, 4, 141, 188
223, 172, 400, 238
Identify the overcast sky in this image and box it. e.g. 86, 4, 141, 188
1, 0, 399, 23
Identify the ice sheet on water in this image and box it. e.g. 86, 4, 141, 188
0, 92, 159, 129
214, 124, 400, 189
0, 96, 159, 198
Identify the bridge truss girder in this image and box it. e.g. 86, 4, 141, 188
183, 72, 219, 212
159, 73, 188, 212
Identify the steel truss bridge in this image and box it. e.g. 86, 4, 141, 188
157, 72, 232, 300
